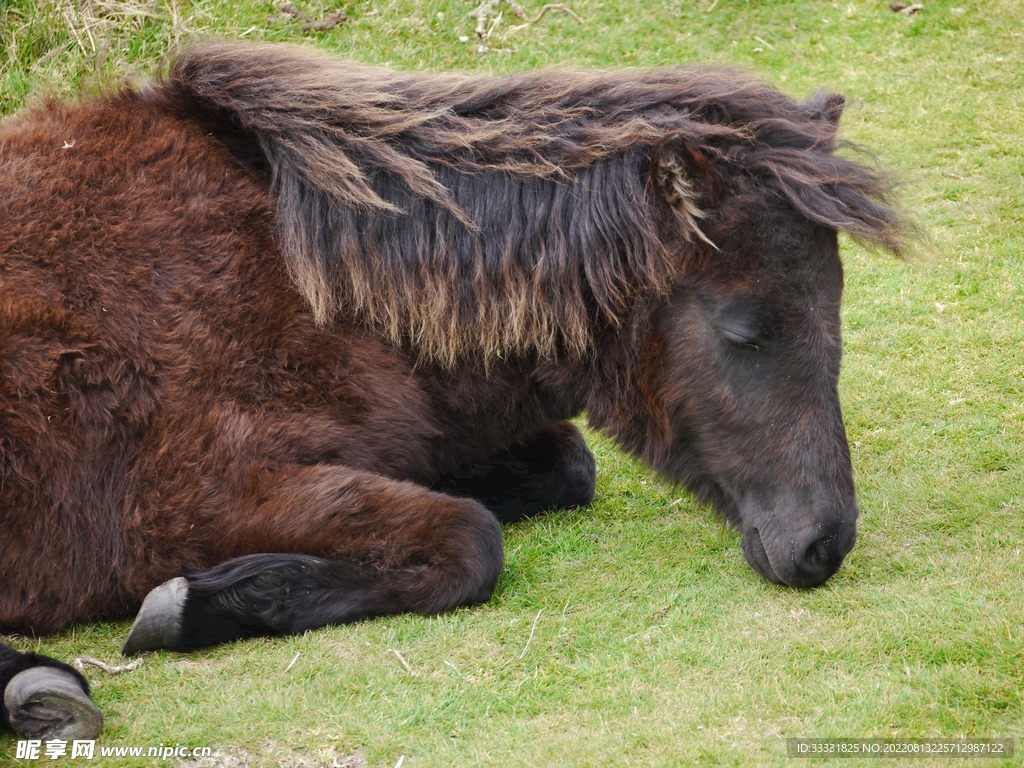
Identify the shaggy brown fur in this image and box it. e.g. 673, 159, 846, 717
0, 43, 909, 644
156, 43, 908, 366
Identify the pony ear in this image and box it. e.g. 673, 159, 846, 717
804, 92, 846, 127
650, 134, 721, 247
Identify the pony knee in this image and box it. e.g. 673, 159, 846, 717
410, 500, 504, 614
546, 422, 597, 509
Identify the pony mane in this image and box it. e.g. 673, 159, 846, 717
155, 42, 910, 366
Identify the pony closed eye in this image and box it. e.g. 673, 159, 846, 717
717, 317, 773, 352
707, 297, 779, 353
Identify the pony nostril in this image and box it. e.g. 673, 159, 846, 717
802, 537, 831, 574
792, 524, 854, 588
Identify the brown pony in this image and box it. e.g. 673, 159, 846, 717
0, 43, 909, 653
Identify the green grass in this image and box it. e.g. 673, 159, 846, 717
2, 0, 1024, 765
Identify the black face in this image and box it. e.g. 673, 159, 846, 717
651, 190, 858, 588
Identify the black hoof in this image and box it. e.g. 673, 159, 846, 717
4, 667, 103, 740
122, 576, 188, 655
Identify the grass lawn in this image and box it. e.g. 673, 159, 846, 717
1, 0, 1023, 765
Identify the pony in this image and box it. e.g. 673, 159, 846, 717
0, 43, 909, 653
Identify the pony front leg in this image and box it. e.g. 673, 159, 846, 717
432, 421, 597, 523
123, 467, 503, 653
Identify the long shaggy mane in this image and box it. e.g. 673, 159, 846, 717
153, 42, 910, 365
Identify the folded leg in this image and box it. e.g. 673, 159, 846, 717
124, 466, 503, 653
433, 421, 597, 523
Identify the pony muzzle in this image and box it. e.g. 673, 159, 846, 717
740, 503, 858, 589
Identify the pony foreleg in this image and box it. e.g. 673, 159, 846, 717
432, 421, 597, 523
123, 468, 503, 653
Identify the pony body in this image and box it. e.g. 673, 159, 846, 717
0, 44, 906, 649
